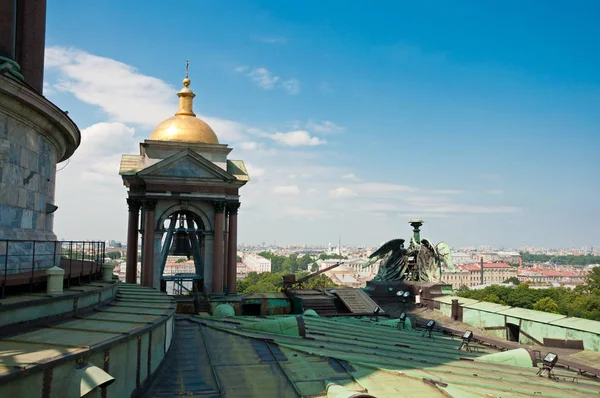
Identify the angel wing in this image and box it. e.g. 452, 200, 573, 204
369, 239, 405, 259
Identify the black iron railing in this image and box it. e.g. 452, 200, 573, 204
1, 240, 106, 296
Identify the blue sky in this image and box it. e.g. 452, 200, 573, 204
45, 1, 599, 248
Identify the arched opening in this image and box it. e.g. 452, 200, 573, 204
159, 210, 206, 296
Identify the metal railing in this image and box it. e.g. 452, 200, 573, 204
1, 240, 106, 297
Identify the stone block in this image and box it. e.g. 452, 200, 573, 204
21, 209, 33, 229
0, 205, 22, 228
45, 181, 55, 197
0, 138, 9, 163
1, 115, 7, 138
9, 143, 20, 165
2, 164, 21, 185
0, 183, 18, 207
27, 190, 35, 209
24, 132, 37, 153
17, 187, 27, 208
35, 211, 44, 229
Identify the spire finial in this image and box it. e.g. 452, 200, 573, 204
183, 60, 191, 87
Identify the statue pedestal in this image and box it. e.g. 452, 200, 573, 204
365, 280, 453, 310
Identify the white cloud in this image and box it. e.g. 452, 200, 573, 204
66, 122, 137, 183
245, 163, 266, 179
234, 66, 248, 73
247, 67, 279, 89
281, 79, 300, 95
273, 185, 300, 195
342, 173, 360, 181
271, 130, 326, 147
329, 187, 358, 198
242, 66, 300, 94
307, 120, 345, 134
240, 141, 261, 151
45, 46, 252, 143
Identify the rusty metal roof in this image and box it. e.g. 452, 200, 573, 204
148, 314, 600, 397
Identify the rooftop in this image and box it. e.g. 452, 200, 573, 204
147, 313, 600, 397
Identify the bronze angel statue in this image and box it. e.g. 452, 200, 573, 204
363, 229, 454, 283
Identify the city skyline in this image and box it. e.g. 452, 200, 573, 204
45, 1, 599, 247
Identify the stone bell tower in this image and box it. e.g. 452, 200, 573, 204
119, 71, 248, 295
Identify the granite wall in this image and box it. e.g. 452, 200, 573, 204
0, 110, 57, 239
0, 110, 60, 273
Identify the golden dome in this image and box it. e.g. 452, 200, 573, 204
149, 75, 219, 144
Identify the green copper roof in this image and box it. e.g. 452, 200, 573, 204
176, 314, 600, 397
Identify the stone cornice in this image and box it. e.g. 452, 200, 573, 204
0, 75, 80, 161
140, 140, 233, 156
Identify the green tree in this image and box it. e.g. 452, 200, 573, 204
533, 297, 559, 313
299, 254, 313, 270
318, 253, 347, 260
503, 276, 520, 285
106, 251, 121, 260
587, 266, 600, 291
481, 294, 505, 305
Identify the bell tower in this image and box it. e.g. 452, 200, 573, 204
119, 72, 249, 295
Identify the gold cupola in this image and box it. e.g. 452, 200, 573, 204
149, 72, 219, 144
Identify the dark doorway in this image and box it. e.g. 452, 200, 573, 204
506, 323, 520, 342
242, 303, 262, 316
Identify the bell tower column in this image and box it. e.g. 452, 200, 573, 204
141, 199, 157, 287
227, 202, 240, 294
212, 201, 225, 294
125, 198, 140, 284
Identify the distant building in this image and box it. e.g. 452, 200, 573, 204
442, 263, 517, 288
450, 252, 473, 265
517, 269, 587, 285
243, 254, 271, 273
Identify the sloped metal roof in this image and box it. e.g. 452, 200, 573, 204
150, 314, 600, 397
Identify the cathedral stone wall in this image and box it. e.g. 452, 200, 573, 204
0, 108, 60, 274
0, 110, 58, 239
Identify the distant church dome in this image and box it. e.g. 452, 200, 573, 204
149, 76, 219, 145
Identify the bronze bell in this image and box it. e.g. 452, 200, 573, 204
169, 226, 193, 257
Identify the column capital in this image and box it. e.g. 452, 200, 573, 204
227, 202, 241, 215
142, 198, 157, 211
126, 198, 141, 212
213, 201, 226, 213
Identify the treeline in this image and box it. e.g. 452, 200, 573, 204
458, 267, 600, 321
520, 252, 600, 266
237, 271, 338, 294
256, 252, 347, 274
